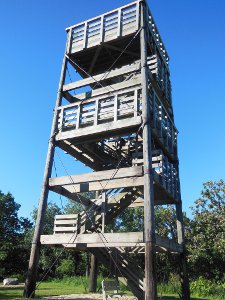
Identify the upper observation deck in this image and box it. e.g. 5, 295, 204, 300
65, 0, 169, 75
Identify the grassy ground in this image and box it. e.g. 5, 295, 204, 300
0, 280, 87, 300
0, 278, 224, 300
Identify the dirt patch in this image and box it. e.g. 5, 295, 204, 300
42, 294, 137, 300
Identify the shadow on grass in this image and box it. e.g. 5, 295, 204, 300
0, 286, 24, 300
160, 297, 208, 300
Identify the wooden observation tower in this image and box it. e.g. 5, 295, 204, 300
24, 1, 190, 299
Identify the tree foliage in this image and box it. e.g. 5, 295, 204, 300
0, 191, 32, 279
187, 180, 225, 280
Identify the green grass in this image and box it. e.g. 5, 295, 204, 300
0, 277, 89, 300
0, 277, 225, 300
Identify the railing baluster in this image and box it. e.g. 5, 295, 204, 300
117, 8, 122, 37
59, 107, 64, 131
114, 95, 118, 122
66, 28, 72, 54
135, 2, 140, 30
94, 99, 99, 125
100, 15, 104, 43
83, 22, 88, 49
134, 89, 138, 117
76, 105, 81, 129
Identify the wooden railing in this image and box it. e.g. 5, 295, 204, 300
57, 82, 177, 156
67, 1, 140, 53
152, 150, 180, 199
147, 8, 169, 65
148, 55, 172, 103
150, 87, 177, 156
57, 86, 141, 131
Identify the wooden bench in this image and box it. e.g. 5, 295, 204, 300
102, 279, 123, 300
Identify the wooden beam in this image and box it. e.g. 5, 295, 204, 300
62, 91, 77, 103
88, 254, 98, 292
41, 232, 144, 246
56, 141, 102, 171
49, 166, 143, 186
63, 77, 141, 98
23, 49, 69, 298
49, 185, 91, 206
56, 177, 144, 193
40, 232, 183, 253
103, 43, 139, 58
63, 61, 141, 91
56, 116, 142, 142
176, 201, 190, 299
88, 46, 102, 74
140, 2, 157, 300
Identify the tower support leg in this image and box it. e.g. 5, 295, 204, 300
23, 48, 69, 297
176, 202, 190, 300
140, 1, 157, 299
88, 254, 98, 292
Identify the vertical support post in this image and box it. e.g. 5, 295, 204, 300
86, 252, 90, 277
88, 254, 99, 292
23, 41, 69, 299
176, 200, 190, 300
140, 1, 157, 300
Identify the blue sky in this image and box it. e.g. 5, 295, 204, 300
0, 0, 224, 219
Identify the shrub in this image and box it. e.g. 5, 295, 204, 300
56, 259, 75, 278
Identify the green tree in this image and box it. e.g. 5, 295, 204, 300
31, 202, 62, 278
0, 191, 32, 279
187, 180, 225, 280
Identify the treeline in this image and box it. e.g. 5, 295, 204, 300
0, 180, 225, 284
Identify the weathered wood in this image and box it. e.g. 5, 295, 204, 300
56, 140, 102, 171
89, 254, 98, 292
57, 177, 144, 193
49, 166, 143, 186
40, 232, 182, 253
176, 201, 190, 300
88, 46, 102, 74
41, 232, 144, 245
50, 185, 91, 206
24, 43, 69, 299
63, 77, 141, 98
141, 2, 157, 300
66, 1, 141, 31
56, 116, 142, 142
103, 43, 139, 58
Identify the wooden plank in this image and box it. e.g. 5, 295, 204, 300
50, 185, 91, 206
60, 176, 144, 192
63, 77, 141, 99
49, 166, 142, 187
55, 214, 78, 219
41, 232, 144, 245
57, 141, 102, 171
40, 232, 183, 253
66, 1, 140, 31
103, 43, 139, 58
55, 219, 78, 225
54, 227, 77, 232
56, 116, 142, 142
